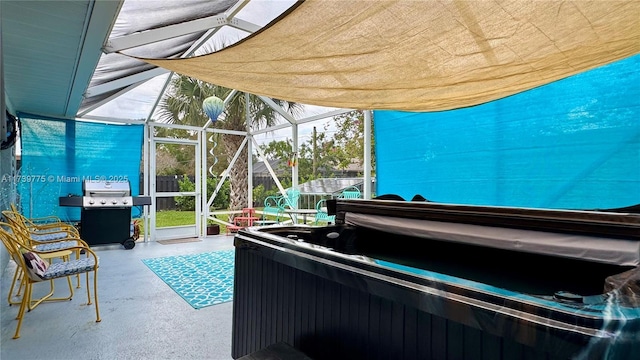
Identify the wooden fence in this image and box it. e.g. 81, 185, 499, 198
151, 175, 183, 211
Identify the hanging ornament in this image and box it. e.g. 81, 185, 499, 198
207, 133, 219, 176
287, 152, 297, 167
208, 135, 218, 156
202, 95, 224, 123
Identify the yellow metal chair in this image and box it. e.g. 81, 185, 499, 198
5, 222, 83, 309
6, 204, 80, 238
0, 221, 101, 339
2, 208, 84, 306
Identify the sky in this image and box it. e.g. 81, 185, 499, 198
84, 0, 340, 147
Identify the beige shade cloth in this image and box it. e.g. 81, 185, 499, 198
134, 0, 640, 111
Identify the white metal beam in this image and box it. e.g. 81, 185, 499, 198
291, 123, 299, 195
227, 17, 261, 33
103, 0, 259, 54
142, 122, 150, 242
208, 137, 248, 207
253, 138, 289, 198
149, 125, 158, 242
250, 108, 354, 136
297, 108, 355, 125
74, 115, 146, 125
364, 110, 373, 199
66, 0, 124, 117
200, 128, 208, 237
153, 137, 199, 145
104, 15, 229, 53
84, 68, 168, 98
258, 96, 296, 124
195, 130, 203, 237
245, 92, 253, 207
84, 0, 262, 120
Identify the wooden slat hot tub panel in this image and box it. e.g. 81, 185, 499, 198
231, 247, 565, 360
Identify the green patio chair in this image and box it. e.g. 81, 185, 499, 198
284, 188, 300, 209
262, 196, 285, 223
314, 199, 335, 225
262, 189, 301, 224
339, 186, 361, 199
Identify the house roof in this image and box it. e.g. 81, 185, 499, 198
297, 177, 367, 196
252, 159, 285, 176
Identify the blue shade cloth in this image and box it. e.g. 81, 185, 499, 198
374, 55, 640, 210
17, 114, 144, 221
142, 250, 235, 309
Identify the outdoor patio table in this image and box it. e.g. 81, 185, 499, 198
283, 208, 318, 224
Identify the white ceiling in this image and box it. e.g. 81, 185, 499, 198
2, 0, 122, 118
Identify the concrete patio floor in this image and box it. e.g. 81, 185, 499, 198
1, 234, 236, 360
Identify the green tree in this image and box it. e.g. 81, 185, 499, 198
157, 75, 303, 216
329, 110, 375, 172
152, 119, 213, 175
299, 130, 342, 177
259, 139, 294, 161
257, 111, 371, 186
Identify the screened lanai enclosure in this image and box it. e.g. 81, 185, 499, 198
1, 0, 372, 243
1, 0, 639, 358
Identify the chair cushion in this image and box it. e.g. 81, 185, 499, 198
21, 250, 49, 281
33, 240, 78, 252
30, 231, 68, 242
42, 257, 97, 280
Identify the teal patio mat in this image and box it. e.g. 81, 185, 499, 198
142, 250, 234, 309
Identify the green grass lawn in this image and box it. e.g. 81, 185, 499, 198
155, 210, 197, 226
135, 210, 196, 233
139, 210, 252, 234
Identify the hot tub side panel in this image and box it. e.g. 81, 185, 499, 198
231, 237, 594, 360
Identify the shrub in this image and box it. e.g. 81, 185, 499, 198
175, 175, 195, 210
176, 175, 230, 210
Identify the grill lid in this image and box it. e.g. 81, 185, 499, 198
83, 180, 131, 196
82, 180, 132, 208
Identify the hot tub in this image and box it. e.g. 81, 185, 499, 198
231, 199, 640, 359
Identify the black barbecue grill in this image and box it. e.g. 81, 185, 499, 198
59, 180, 151, 249
81, 180, 136, 248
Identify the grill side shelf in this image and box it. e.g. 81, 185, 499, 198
59, 196, 83, 207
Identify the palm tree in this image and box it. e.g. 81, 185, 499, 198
157, 74, 303, 216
